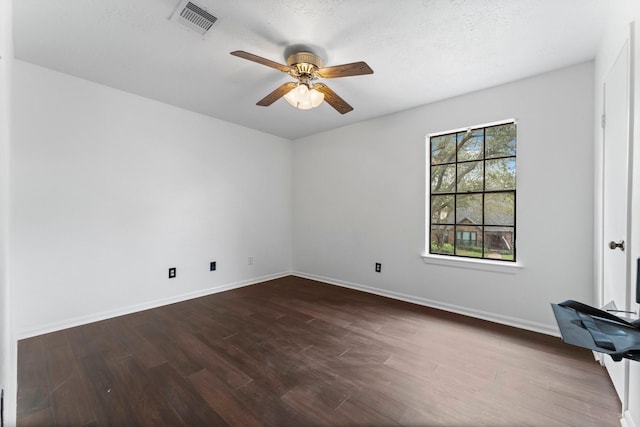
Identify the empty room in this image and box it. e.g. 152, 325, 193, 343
2, 0, 640, 426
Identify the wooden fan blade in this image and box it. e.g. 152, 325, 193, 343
230, 50, 291, 73
314, 83, 353, 114
256, 82, 298, 106
316, 61, 373, 79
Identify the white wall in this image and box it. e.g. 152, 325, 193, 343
11, 60, 292, 337
0, 0, 14, 423
595, 1, 640, 425
292, 62, 595, 334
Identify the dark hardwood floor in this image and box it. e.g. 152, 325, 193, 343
17, 275, 620, 426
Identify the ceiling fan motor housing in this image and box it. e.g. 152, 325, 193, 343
287, 52, 323, 76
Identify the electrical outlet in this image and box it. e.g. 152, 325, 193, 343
375, 263, 382, 273
168, 267, 176, 278
248, 256, 254, 265
210, 261, 216, 271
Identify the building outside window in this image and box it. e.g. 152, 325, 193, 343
429, 120, 516, 261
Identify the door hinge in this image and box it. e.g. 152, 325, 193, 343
601, 113, 606, 129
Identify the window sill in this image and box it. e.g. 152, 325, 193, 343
420, 253, 524, 274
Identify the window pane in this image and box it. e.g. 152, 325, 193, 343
456, 193, 482, 224
457, 130, 484, 162
486, 123, 516, 158
455, 225, 483, 258
431, 134, 456, 165
431, 225, 454, 254
457, 161, 483, 192
428, 121, 516, 262
431, 164, 456, 193
484, 226, 515, 260
431, 194, 454, 224
485, 158, 516, 191
484, 192, 515, 226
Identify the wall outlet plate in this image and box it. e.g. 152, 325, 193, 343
168, 267, 176, 278
375, 263, 382, 273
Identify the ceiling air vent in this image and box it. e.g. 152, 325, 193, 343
170, 1, 218, 37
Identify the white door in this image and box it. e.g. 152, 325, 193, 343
602, 40, 631, 408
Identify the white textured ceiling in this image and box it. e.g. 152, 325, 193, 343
13, 0, 610, 140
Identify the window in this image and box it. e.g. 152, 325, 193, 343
429, 121, 516, 262
456, 231, 477, 246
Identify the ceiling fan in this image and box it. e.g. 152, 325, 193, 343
230, 50, 373, 114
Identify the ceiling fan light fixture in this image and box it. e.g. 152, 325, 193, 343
284, 83, 324, 110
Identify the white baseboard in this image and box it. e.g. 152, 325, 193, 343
622, 410, 637, 427
292, 271, 560, 337
593, 350, 606, 365
18, 269, 561, 339
16, 271, 291, 339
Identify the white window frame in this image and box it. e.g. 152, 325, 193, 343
422, 118, 524, 274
